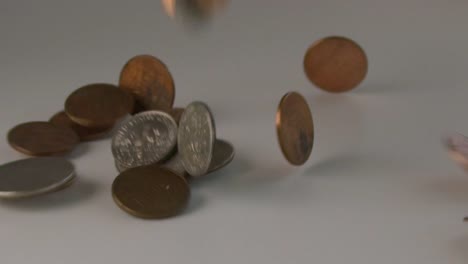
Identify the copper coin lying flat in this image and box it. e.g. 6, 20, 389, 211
50, 111, 112, 142
65, 83, 134, 127
119, 55, 175, 112
8, 122, 79, 156
112, 165, 190, 219
276, 92, 314, 166
304, 36, 368, 93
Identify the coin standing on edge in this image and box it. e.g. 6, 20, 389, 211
50, 111, 113, 142
8, 122, 79, 156
65, 83, 134, 127
119, 55, 175, 112
0, 157, 75, 199
112, 111, 178, 170
178, 102, 216, 177
276, 92, 314, 166
208, 139, 235, 173
304, 36, 368, 93
112, 165, 190, 219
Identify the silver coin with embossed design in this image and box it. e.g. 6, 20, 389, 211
163, 153, 187, 176
208, 139, 235, 173
178, 102, 216, 177
112, 111, 178, 169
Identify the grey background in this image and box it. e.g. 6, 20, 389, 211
1, 0, 468, 263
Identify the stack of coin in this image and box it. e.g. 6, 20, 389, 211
111, 56, 235, 219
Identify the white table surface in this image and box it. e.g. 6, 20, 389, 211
1, 1, 468, 263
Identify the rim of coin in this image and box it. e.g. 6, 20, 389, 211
276, 92, 314, 166
50, 111, 113, 142
119, 55, 175, 112
208, 139, 235, 173
304, 36, 368, 93
8, 121, 79, 156
0, 157, 75, 199
112, 165, 190, 219
65, 83, 134, 127
112, 110, 178, 169
178, 101, 216, 177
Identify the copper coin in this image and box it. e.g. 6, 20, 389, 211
8, 122, 79, 156
276, 92, 314, 166
304, 36, 368, 93
168, 107, 185, 124
65, 83, 134, 127
112, 165, 190, 219
50, 111, 113, 142
119, 55, 175, 112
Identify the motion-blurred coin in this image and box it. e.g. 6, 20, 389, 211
112, 165, 190, 219
276, 92, 314, 166
65, 83, 134, 127
162, 0, 227, 25
119, 55, 175, 112
112, 111, 178, 169
0, 157, 75, 199
169, 107, 185, 124
50, 111, 112, 142
304, 36, 368, 93
208, 139, 234, 173
444, 133, 468, 169
8, 122, 79, 156
178, 102, 216, 177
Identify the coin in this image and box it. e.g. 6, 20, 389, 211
444, 133, 468, 169
304, 36, 368, 93
276, 92, 314, 166
208, 139, 235, 173
163, 153, 187, 176
8, 122, 79, 156
119, 55, 175, 112
112, 111, 178, 169
178, 102, 216, 177
65, 83, 134, 127
50, 111, 113, 142
114, 159, 129, 173
112, 165, 190, 219
168, 107, 185, 124
0, 157, 75, 199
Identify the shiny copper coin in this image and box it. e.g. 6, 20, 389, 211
276, 92, 314, 166
112, 165, 190, 219
65, 83, 134, 127
8, 122, 79, 156
50, 111, 113, 142
304, 36, 368, 93
119, 55, 175, 112
168, 107, 185, 124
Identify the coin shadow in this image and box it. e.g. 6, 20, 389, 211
182, 192, 205, 216
0, 178, 99, 211
417, 173, 468, 205
66, 143, 91, 159
304, 152, 361, 178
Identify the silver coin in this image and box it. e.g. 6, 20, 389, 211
208, 139, 235, 173
445, 133, 468, 169
0, 157, 75, 199
115, 158, 130, 173
178, 101, 216, 177
112, 111, 178, 169
163, 153, 187, 176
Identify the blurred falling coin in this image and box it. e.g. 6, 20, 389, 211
0, 157, 75, 199
178, 102, 216, 177
304, 36, 368, 93
65, 83, 134, 127
50, 111, 113, 142
8, 122, 79, 156
162, 0, 227, 25
112, 111, 178, 170
112, 165, 190, 219
444, 133, 468, 169
276, 92, 314, 166
119, 55, 175, 112
208, 139, 234, 173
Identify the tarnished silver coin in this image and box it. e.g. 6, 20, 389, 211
0, 157, 75, 199
112, 111, 178, 169
115, 159, 130, 173
178, 102, 216, 177
208, 139, 235, 173
163, 153, 187, 176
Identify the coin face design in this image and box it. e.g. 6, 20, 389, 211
304, 36, 368, 93
178, 102, 216, 177
445, 133, 468, 169
65, 83, 134, 127
119, 55, 175, 112
50, 111, 112, 142
112, 111, 178, 169
208, 139, 235, 173
276, 92, 314, 166
0, 157, 75, 199
112, 165, 190, 219
8, 122, 79, 156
